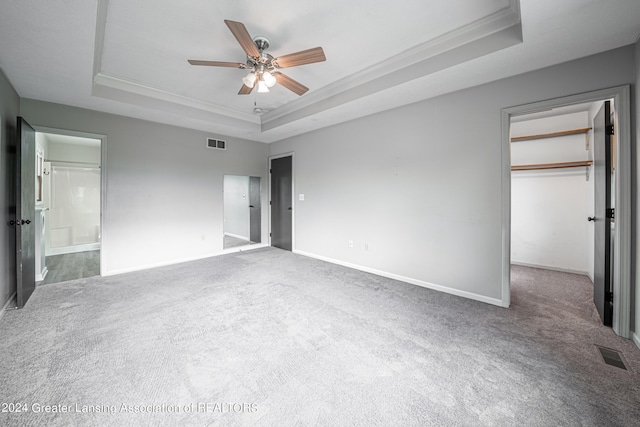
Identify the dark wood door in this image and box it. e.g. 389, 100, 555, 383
270, 156, 292, 251
249, 176, 261, 243
592, 101, 613, 326
16, 117, 36, 308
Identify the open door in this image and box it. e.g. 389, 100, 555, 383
270, 156, 292, 251
15, 117, 36, 308
591, 101, 613, 326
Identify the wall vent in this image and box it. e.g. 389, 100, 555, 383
206, 138, 226, 150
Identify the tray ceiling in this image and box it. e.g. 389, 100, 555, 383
1, 1, 639, 142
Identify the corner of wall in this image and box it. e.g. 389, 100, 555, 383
633, 36, 640, 344
0, 293, 16, 322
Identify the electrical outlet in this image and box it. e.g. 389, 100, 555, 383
364, 243, 370, 252
348, 240, 353, 248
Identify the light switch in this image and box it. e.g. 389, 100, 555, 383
299, 194, 305, 201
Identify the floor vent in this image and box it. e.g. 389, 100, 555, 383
206, 138, 226, 150
596, 345, 627, 370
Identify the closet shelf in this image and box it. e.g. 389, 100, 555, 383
511, 127, 592, 142
511, 160, 593, 171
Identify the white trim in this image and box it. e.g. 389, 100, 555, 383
633, 332, 640, 350
103, 243, 268, 276
295, 250, 503, 307
268, 152, 295, 252
32, 126, 106, 140
47, 244, 100, 256
510, 262, 589, 277
501, 108, 511, 308
262, 0, 521, 128
501, 85, 632, 338
0, 293, 16, 322
224, 232, 249, 241
100, 135, 107, 278
36, 266, 48, 282
94, 73, 260, 125
33, 126, 107, 279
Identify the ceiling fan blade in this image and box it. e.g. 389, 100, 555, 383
224, 20, 260, 58
238, 84, 254, 95
274, 47, 326, 68
188, 60, 247, 68
274, 72, 309, 96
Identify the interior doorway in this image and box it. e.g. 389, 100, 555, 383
501, 86, 631, 338
222, 175, 261, 250
34, 130, 104, 285
269, 154, 293, 251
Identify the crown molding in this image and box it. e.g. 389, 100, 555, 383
93, 72, 259, 124
261, 0, 521, 130
92, 0, 521, 137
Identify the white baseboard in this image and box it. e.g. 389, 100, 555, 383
103, 243, 268, 277
0, 293, 16, 322
511, 261, 588, 276
36, 267, 48, 282
47, 243, 100, 256
294, 250, 504, 307
224, 232, 249, 241
633, 332, 640, 350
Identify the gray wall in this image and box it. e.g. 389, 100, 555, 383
20, 100, 269, 274
0, 68, 19, 311
270, 45, 636, 307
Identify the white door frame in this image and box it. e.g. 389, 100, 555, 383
268, 152, 295, 251
500, 85, 631, 339
33, 126, 107, 277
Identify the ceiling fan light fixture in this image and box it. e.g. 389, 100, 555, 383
263, 71, 276, 88
257, 80, 270, 93
242, 72, 256, 88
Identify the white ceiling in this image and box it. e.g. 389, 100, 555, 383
1, 0, 639, 143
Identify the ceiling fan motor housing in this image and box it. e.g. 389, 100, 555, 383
253, 36, 270, 51
247, 37, 277, 73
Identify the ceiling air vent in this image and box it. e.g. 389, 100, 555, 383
206, 138, 226, 150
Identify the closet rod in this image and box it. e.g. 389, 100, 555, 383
511, 160, 592, 171
511, 127, 592, 142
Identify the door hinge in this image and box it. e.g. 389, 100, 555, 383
269, 232, 272, 237
606, 291, 613, 303
606, 124, 614, 135
269, 169, 272, 173
606, 208, 615, 219
269, 201, 272, 205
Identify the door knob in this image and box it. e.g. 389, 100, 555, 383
588, 217, 596, 222
21, 219, 31, 225
249, 205, 254, 208
8, 220, 15, 226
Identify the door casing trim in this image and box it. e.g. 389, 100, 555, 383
32, 126, 107, 277
500, 85, 632, 339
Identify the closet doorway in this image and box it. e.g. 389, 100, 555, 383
222, 175, 261, 250
502, 86, 631, 338
35, 131, 103, 285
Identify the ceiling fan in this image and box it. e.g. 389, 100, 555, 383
188, 20, 326, 96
